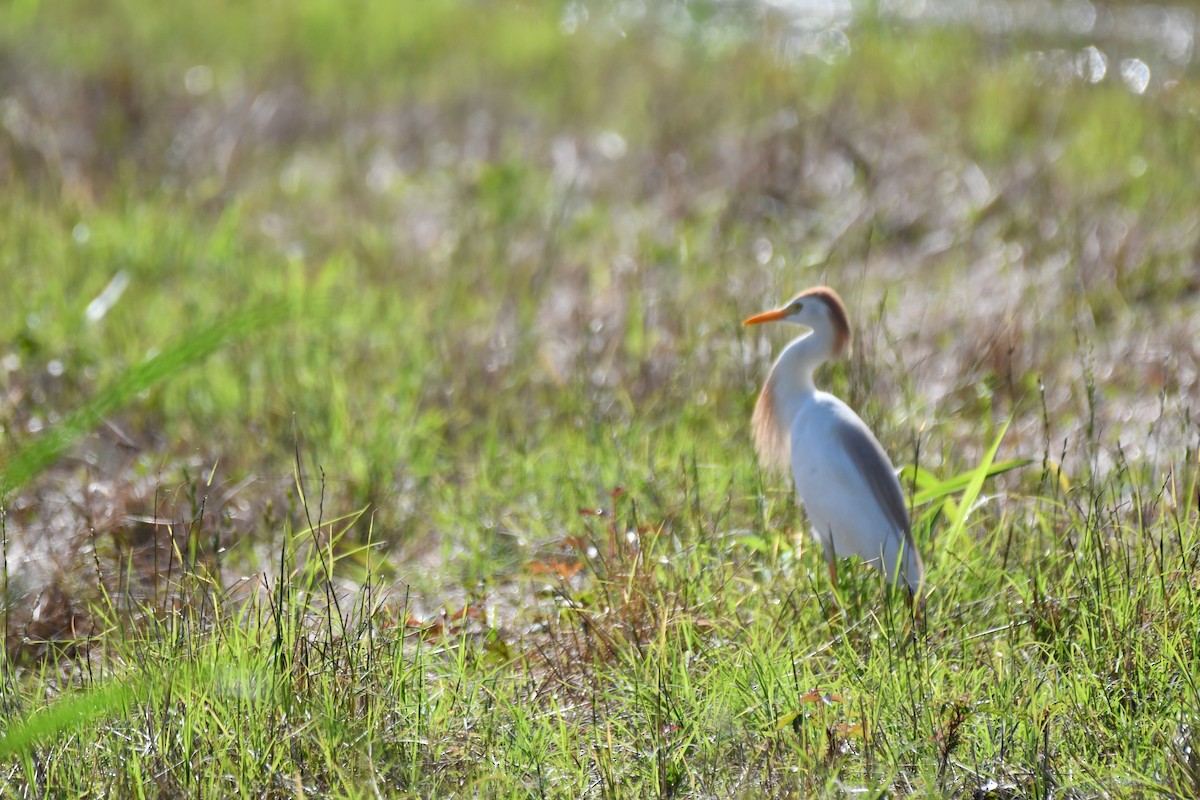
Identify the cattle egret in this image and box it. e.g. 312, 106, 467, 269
743, 286, 924, 605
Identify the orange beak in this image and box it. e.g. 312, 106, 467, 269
742, 307, 789, 326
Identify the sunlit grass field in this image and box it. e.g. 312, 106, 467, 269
2, 0, 1199, 796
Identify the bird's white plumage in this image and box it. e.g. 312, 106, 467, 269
744, 287, 924, 600
789, 391, 923, 593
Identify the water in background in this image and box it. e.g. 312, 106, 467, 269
564, 0, 1196, 93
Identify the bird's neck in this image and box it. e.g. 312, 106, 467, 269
751, 328, 839, 474
769, 330, 832, 403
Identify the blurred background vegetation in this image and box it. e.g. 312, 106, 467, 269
1, 0, 1199, 795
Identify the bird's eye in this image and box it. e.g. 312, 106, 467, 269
791, 301, 803, 312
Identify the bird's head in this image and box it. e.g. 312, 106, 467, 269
742, 286, 852, 357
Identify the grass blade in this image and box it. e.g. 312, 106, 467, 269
906, 458, 1033, 507
936, 417, 1014, 556
0, 679, 137, 759
0, 303, 292, 501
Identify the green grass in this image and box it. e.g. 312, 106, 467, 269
2, 0, 1200, 796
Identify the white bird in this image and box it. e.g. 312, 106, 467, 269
743, 286, 924, 605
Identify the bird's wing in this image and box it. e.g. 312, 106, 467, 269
831, 415, 912, 542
